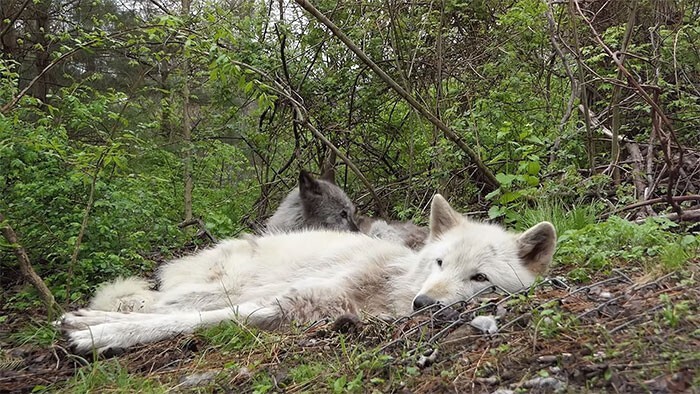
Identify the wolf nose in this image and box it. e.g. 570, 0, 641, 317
412, 294, 437, 311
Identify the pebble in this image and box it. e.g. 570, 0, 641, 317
470, 315, 499, 334
475, 376, 499, 384
521, 376, 566, 392
178, 371, 218, 388
537, 355, 558, 363
417, 348, 438, 368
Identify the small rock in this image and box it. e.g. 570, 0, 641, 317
298, 338, 318, 347
495, 304, 507, 317
179, 371, 218, 388
470, 315, 498, 334
417, 348, 438, 368
236, 367, 251, 380
537, 355, 558, 363
490, 389, 515, 394
521, 376, 566, 392
475, 376, 499, 385
599, 291, 612, 299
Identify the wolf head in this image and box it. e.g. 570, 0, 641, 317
298, 169, 359, 232
412, 195, 556, 310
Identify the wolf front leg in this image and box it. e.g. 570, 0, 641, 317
64, 303, 273, 353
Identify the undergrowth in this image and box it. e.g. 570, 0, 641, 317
556, 216, 699, 281
58, 360, 168, 393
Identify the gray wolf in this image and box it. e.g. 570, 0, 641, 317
357, 216, 428, 250
265, 170, 359, 233
61, 195, 556, 353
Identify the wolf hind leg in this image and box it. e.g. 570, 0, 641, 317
89, 277, 158, 312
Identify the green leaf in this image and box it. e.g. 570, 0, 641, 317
495, 173, 516, 187
488, 206, 504, 219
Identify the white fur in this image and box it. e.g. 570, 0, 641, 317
62, 195, 556, 353
89, 277, 157, 312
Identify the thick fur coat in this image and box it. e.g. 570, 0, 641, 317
62, 195, 556, 353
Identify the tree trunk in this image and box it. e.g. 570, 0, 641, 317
182, 0, 193, 222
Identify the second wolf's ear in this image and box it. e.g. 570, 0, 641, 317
516, 222, 557, 275
429, 194, 463, 239
299, 170, 322, 196
320, 167, 336, 185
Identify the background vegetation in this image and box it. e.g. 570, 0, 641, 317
1, 0, 699, 391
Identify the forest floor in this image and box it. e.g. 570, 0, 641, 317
1, 258, 699, 393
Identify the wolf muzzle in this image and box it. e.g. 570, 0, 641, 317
412, 294, 438, 311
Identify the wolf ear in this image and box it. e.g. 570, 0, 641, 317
429, 194, 463, 239
516, 222, 557, 275
299, 170, 322, 196
320, 167, 336, 185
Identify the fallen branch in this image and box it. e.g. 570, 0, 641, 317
610, 195, 700, 215
634, 208, 700, 224
0, 213, 62, 317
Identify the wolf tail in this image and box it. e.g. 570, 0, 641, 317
89, 277, 158, 312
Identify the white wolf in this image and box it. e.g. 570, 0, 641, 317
62, 195, 556, 353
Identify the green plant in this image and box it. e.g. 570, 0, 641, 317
59, 359, 166, 393
8, 323, 58, 348
288, 362, 325, 384
556, 216, 698, 281
251, 371, 274, 394
513, 200, 598, 235
198, 321, 264, 352
533, 302, 576, 338
659, 294, 691, 328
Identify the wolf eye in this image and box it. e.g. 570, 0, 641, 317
436, 258, 443, 267
340, 211, 348, 219
471, 273, 489, 282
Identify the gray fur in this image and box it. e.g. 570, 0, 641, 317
266, 170, 359, 233
357, 216, 429, 250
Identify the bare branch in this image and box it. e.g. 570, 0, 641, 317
0, 213, 62, 318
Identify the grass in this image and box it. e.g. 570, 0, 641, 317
8, 321, 58, 347
513, 199, 598, 235
57, 359, 168, 393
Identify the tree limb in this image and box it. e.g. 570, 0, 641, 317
0, 213, 62, 317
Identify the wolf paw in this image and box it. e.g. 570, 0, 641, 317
65, 326, 110, 353
62, 320, 144, 354
60, 309, 119, 328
